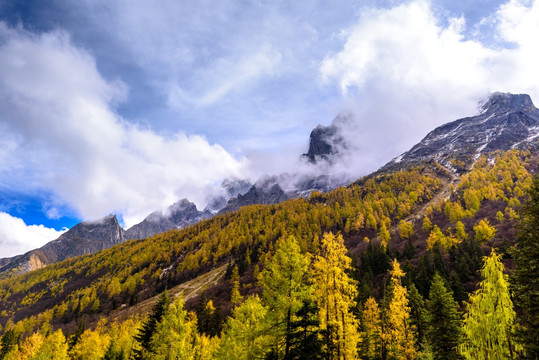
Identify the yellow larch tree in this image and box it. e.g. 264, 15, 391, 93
384, 259, 416, 360
361, 297, 382, 360
312, 232, 360, 360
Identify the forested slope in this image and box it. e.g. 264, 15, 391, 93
0, 148, 537, 359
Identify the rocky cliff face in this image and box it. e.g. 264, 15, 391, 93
126, 199, 213, 240
0, 215, 126, 275
383, 93, 539, 172
303, 122, 345, 163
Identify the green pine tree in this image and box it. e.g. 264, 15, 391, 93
512, 175, 539, 359
408, 283, 429, 353
132, 289, 170, 360
427, 273, 462, 360
285, 300, 325, 360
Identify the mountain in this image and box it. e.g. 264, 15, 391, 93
383, 92, 539, 172
0, 214, 125, 275
219, 176, 291, 213
204, 178, 253, 213
0, 93, 537, 353
126, 199, 213, 240
303, 115, 347, 163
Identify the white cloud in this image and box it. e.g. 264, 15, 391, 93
319, 0, 539, 174
0, 212, 66, 258
0, 23, 247, 229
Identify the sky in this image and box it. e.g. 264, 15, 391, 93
1, 0, 539, 258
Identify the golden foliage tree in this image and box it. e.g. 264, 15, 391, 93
459, 250, 518, 360
384, 259, 416, 360
313, 233, 360, 360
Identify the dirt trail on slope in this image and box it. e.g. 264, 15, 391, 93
108, 264, 227, 322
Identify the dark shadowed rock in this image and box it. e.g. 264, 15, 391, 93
303, 123, 345, 163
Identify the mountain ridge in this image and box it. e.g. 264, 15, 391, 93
383, 92, 539, 172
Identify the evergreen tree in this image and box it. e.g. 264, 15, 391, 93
68, 318, 86, 350
285, 300, 325, 360
459, 250, 517, 360
313, 232, 360, 360
259, 236, 313, 359
427, 273, 462, 360
512, 175, 539, 359
132, 289, 170, 360
0, 329, 18, 360
408, 284, 428, 353
384, 259, 416, 360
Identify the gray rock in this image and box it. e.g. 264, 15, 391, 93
126, 199, 212, 240
382, 92, 539, 172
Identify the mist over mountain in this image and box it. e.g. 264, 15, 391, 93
2, 92, 538, 275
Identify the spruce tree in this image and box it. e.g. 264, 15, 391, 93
0, 329, 18, 360
408, 284, 428, 353
512, 175, 539, 359
285, 300, 325, 360
132, 289, 170, 360
459, 250, 517, 360
427, 273, 462, 360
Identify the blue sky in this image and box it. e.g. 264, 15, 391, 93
1, 0, 538, 257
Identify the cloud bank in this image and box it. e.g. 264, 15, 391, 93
0, 23, 247, 231
320, 0, 539, 174
0, 212, 66, 258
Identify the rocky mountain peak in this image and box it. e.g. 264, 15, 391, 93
383, 92, 539, 172
303, 123, 344, 163
125, 199, 212, 240
480, 92, 536, 114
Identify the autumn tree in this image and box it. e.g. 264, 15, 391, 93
215, 296, 270, 360
384, 259, 416, 360
454, 221, 468, 241
459, 250, 518, 359
473, 219, 496, 243
399, 220, 414, 240
361, 297, 382, 360
427, 273, 462, 360
230, 264, 243, 306
512, 175, 539, 358
259, 236, 313, 359
422, 216, 432, 232
149, 297, 200, 360
313, 232, 360, 359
